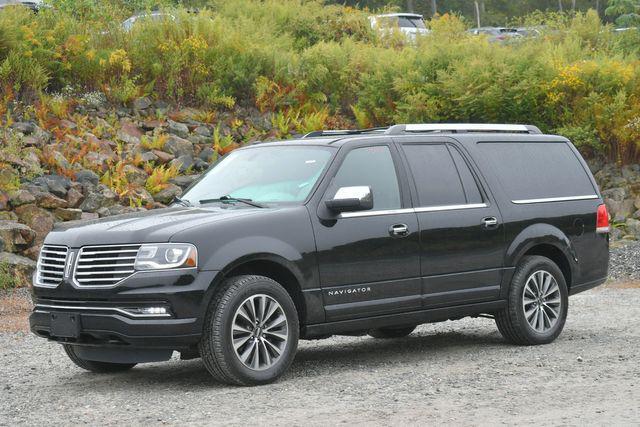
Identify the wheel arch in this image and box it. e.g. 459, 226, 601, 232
506, 223, 576, 288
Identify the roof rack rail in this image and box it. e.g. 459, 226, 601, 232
302, 127, 389, 138
385, 123, 542, 135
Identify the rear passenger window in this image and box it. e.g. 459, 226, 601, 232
478, 142, 596, 201
331, 145, 401, 210
401, 144, 481, 207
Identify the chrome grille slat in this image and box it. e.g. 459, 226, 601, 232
36, 245, 69, 288
73, 245, 141, 287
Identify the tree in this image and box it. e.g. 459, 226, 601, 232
605, 0, 640, 26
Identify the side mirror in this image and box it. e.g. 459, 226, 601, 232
325, 186, 373, 213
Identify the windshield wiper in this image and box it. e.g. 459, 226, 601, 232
172, 196, 192, 207
199, 195, 265, 208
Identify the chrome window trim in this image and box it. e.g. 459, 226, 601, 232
511, 195, 598, 204
340, 203, 487, 218
34, 304, 171, 319
34, 245, 69, 289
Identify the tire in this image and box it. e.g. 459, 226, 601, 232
368, 325, 416, 339
495, 255, 569, 345
63, 345, 136, 373
198, 275, 299, 386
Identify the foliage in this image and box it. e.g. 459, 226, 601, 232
2, 2, 640, 162
605, 0, 640, 27
0, 262, 18, 290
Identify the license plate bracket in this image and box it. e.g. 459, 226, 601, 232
50, 312, 81, 338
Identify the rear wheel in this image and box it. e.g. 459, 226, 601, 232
495, 255, 568, 345
199, 275, 299, 386
368, 325, 416, 339
63, 345, 136, 373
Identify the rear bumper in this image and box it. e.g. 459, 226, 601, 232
29, 269, 220, 350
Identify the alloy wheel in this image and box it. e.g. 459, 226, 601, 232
231, 294, 289, 371
522, 270, 562, 333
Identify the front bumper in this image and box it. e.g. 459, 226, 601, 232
29, 269, 219, 350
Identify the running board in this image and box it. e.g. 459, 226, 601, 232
302, 300, 506, 338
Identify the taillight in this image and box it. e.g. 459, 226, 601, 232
596, 204, 609, 233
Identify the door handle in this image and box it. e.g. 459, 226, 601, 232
482, 216, 499, 228
389, 224, 409, 237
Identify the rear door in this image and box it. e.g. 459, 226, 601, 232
310, 141, 421, 321
396, 138, 506, 308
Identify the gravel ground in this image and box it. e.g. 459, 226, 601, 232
1, 286, 639, 426
608, 240, 640, 281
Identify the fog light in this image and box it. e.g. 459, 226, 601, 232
121, 306, 170, 317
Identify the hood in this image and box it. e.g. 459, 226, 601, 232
44, 206, 267, 248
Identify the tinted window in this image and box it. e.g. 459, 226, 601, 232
397, 17, 426, 29
478, 142, 595, 200
332, 146, 401, 210
402, 144, 468, 207
449, 147, 483, 204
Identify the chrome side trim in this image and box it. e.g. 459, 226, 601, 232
340, 203, 487, 218
34, 304, 171, 319
512, 195, 598, 204
414, 203, 487, 213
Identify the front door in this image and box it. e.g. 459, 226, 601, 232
311, 143, 421, 321
397, 140, 505, 308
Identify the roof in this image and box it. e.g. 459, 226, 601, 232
371, 13, 424, 19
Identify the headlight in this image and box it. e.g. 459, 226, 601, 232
134, 243, 197, 271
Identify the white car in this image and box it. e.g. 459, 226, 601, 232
121, 11, 176, 32
369, 13, 430, 41
0, 0, 44, 12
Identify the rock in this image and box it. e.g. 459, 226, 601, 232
117, 121, 143, 144
9, 189, 36, 208
78, 185, 117, 213
163, 135, 194, 158
65, 187, 84, 208
22, 244, 41, 261
10, 121, 36, 135
133, 97, 152, 111
121, 187, 154, 207
152, 150, 175, 164
0, 211, 17, 221
34, 192, 68, 209
0, 221, 36, 253
13, 205, 54, 244
140, 151, 159, 163
0, 192, 8, 210
83, 152, 111, 172
625, 218, 640, 238
0, 252, 36, 288
75, 169, 100, 186
152, 183, 182, 204
54, 208, 83, 221
122, 164, 148, 186
80, 212, 99, 221
605, 198, 635, 222
199, 147, 216, 163
194, 126, 212, 137
170, 175, 198, 189
31, 175, 71, 198
170, 155, 195, 173
601, 188, 627, 203
167, 119, 190, 138
0, 168, 18, 192
142, 119, 166, 131
193, 158, 209, 171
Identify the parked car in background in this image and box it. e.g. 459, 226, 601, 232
121, 11, 176, 32
0, 0, 44, 12
468, 27, 522, 42
369, 13, 430, 42
29, 123, 609, 386
516, 26, 543, 38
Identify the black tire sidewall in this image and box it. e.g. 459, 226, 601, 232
215, 277, 299, 384
510, 256, 569, 344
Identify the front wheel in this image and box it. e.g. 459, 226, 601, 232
63, 345, 136, 373
495, 255, 568, 345
199, 275, 299, 386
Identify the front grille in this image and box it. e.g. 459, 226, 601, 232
74, 244, 141, 287
36, 245, 69, 287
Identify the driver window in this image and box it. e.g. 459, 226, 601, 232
331, 146, 401, 211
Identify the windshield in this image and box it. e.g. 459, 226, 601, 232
181, 146, 334, 205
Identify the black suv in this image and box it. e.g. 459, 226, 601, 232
30, 123, 610, 385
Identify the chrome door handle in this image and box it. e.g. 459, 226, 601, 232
389, 224, 409, 237
482, 217, 498, 228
